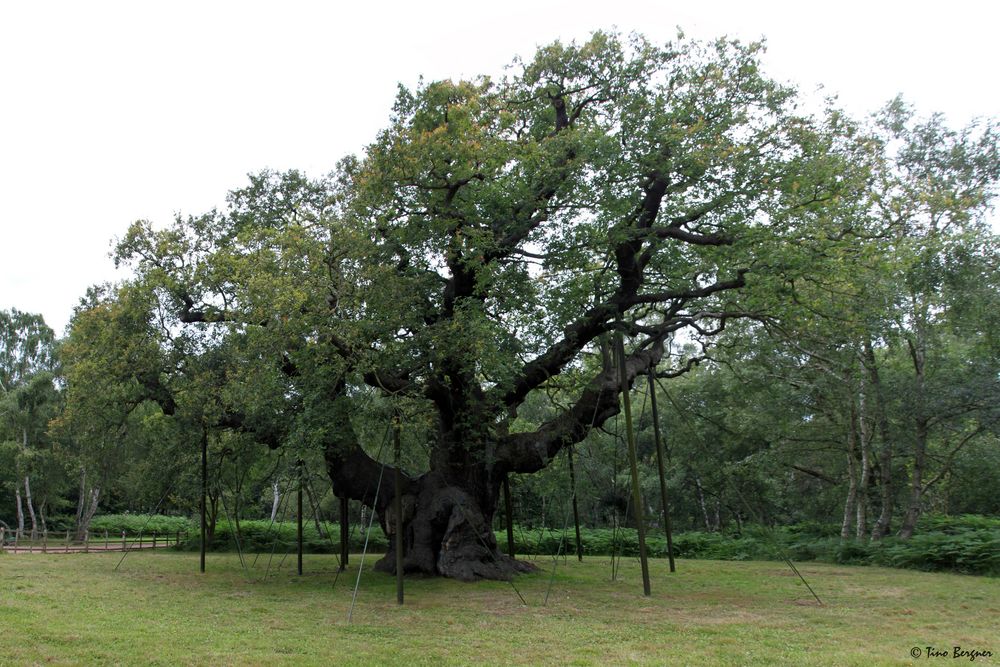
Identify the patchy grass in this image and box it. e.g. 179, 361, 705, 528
1, 551, 997, 665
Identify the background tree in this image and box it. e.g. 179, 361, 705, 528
0, 309, 62, 539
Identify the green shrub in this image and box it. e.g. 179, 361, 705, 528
181, 519, 388, 554
88, 514, 193, 535
871, 531, 1000, 575
917, 514, 1000, 533
150, 513, 999, 577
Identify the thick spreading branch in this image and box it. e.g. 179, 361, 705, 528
498, 341, 665, 473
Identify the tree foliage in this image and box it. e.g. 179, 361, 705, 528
44, 32, 1000, 578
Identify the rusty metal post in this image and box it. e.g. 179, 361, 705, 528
615, 330, 651, 596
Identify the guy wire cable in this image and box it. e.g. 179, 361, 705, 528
217, 478, 251, 580
451, 500, 528, 607
334, 419, 392, 590
346, 459, 387, 623
114, 471, 182, 572
252, 471, 297, 570
261, 471, 297, 581
543, 502, 573, 606
655, 375, 823, 605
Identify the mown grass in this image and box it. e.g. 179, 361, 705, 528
1, 551, 997, 666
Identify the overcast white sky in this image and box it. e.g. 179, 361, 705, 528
2, 1, 998, 335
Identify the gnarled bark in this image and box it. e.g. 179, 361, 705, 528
322, 339, 665, 580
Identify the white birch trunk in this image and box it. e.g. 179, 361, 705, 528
270, 482, 280, 523
856, 383, 871, 539
76, 488, 101, 541
15, 488, 25, 540
74, 467, 87, 532
24, 475, 38, 540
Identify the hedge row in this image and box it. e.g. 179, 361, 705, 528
162, 514, 999, 576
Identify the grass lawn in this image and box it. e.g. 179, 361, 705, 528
0, 551, 997, 666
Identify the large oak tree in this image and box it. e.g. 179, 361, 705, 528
74, 33, 846, 579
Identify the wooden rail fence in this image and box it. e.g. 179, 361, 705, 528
0, 528, 188, 554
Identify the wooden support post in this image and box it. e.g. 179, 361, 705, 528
393, 414, 404, 605
66, 529, 71, 553
84, 530, 89, 553
339, 495, 349, 570
567, 446, 583, 561
105, 530, 109, 549
503, 474, 515, 559
42, 529, 47, 553
647, 367, 676, 572
152, 532, 157, 549
200, 430, 207, 573
615, 330, 651, 596
297, 459, 304, 576
139, 533, 143, 548
121, 530, 126, 551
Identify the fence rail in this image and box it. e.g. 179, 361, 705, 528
0, 528, 188, 554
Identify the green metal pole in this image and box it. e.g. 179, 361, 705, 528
340, 495, 349, 570
567, 446, 583, 561
200, 430, 207, 574
647, 366, 676, 572
393, 414, 404, 605
616, 331, 651, 596
503, 475, 516, 559
297, 460, 304, 576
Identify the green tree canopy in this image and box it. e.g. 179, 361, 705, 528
68, 32, 864, 579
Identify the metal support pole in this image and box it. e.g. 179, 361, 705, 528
393, 414, 404, 605
340, 495, 349, 570
615, 330, 651, 596
503, 474, 515, 559
647, 367, 676, 572
297, 459, 304, 576
200, 430, 207, 573
567, 446, 583, 561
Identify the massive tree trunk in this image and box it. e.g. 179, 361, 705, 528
322, 342, 663, 580
323, 421, 535, 581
